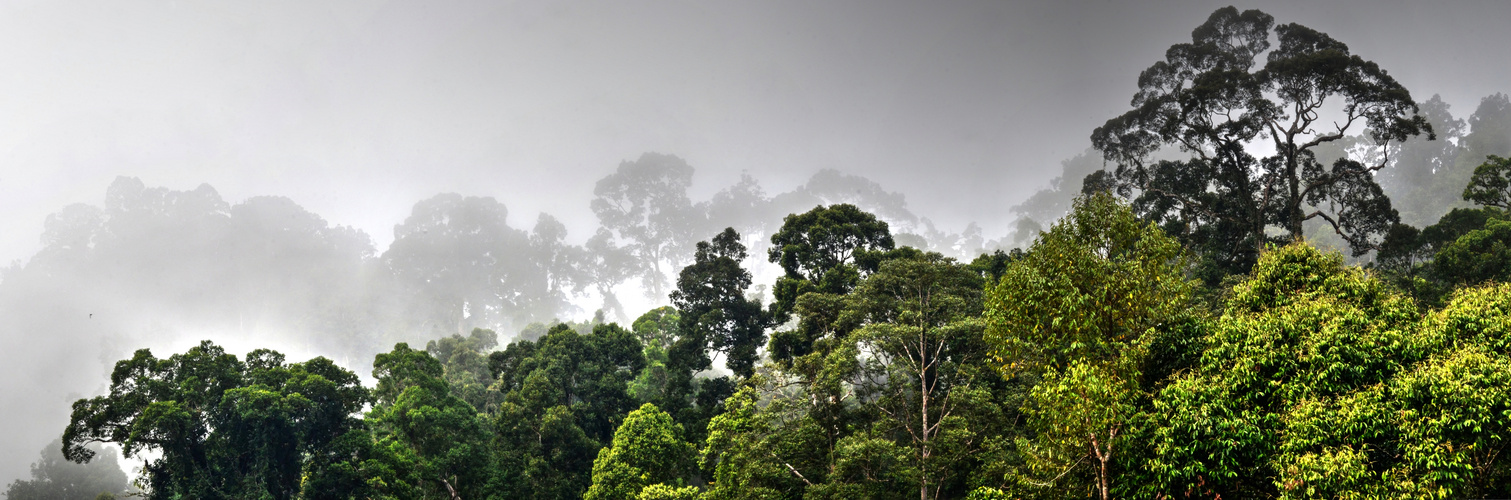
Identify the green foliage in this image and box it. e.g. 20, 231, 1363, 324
767, 203, 895, 320
635, 483, 701, 500
1014, 361, 1135, 500
1434, 218, 1511, 286
629, 307, 679, 403
985, 192, 1194, 374
489, 322, 646, 498
1463, 155, 1511, 210
846, 252, 989, 499
1146, 243, 1420, 497
62, 341, 370, 500
700, 383, 808, 499
669, 227, 773, 379
585, 403, 695, 500
366, 342, 497, 499
1143, 245, 1511, 497
427, 327, 502, 413
983, 192, 1195, 499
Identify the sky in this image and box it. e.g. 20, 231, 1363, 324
0, 0, 1509, 485
1, 0, 1507, 266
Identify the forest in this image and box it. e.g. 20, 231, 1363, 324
6, 6, 1511, 500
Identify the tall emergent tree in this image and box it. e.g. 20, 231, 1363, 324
1091, 6, 1432, 278
670, 228, 773, 379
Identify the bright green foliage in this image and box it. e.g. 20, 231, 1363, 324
584, 403, 695, 500
635, 483, 701, 499
1391, 347, 1511, 497
62, 341, 370, 500
489, 322, 646, 498
366, 342, 497, 499
1147, 243, 1421, 497
984, 192, 1194, 375
5, 438, 130, 500
1386, 283, 1511, 497
983, 192, 1194, 499
1015, 361, 1136, 500
1144, 244, 1511, 498
700, 384, 808, 499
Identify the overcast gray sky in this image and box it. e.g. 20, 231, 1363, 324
1, 0, 1508, 264
2, 0, 1511, 487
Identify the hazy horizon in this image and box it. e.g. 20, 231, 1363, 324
2, 0, 1510, 489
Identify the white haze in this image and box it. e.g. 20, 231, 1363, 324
1, 0, 1510, 487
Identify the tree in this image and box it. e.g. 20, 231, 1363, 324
1376, 154, 1511, 303
367, 342, 498, 499
5, 438, 130, 500
490, 323, 646, 498
1378, 95, 1467, 228
628, 307, 680, 403
384, 194, 534, 335
591, 152, 707, 299
985, 193, 1195, 372
584, 403, 696, 500
1463, 155, 1511, 210
766, 204, 899, 363
427, 327, 503, 413
845, 253, 987, 500
670, 228, 773, 379
1434, 217, 1511, 286
982, 192, 1196, 499
1092, 7, 1432, 279
768, 204, 896, 302
1145, 243, 1423, 498
62, 341, 370, 500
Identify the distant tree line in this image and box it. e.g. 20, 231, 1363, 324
11, 6, 1511, 499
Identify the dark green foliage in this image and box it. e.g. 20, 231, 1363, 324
669, 228, 773, 379
62, 341, 370, 500
366, 342, 498, 499
766, 204, 897, 367
767, 204, 895, 318
1374, 153, 1511, 305
490, 322, 646, 498
1464, 155, 1511, 210
1092, 6, 1431, 279
967, 248, 1021, 284
1435, 218, 1511, 286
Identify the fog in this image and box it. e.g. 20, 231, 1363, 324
2, 0, 1510, 487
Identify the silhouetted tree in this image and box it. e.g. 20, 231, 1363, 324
1092, 7, 1432, 279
